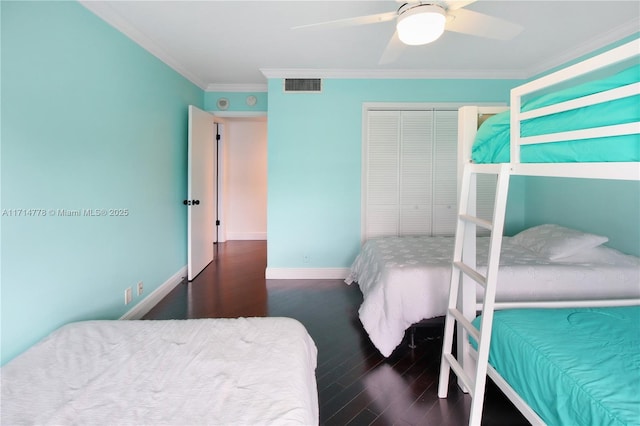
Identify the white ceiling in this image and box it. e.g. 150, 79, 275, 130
80, 1, 640, 90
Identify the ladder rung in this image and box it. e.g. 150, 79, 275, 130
459, 214, 493, 231
453, 261, 487, 288
443, 353, 475, 396
449, 308, 480, 343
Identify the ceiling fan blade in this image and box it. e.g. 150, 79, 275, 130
444, 0, 478, 11
445, 8, 523, 40
379, 30, 406, 65
292, 11, 396, 30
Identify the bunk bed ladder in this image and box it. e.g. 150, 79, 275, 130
437, 163, 511, 426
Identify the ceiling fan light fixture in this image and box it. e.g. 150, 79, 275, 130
397, 4, 446, 46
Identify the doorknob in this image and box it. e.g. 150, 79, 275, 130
183, 200, 200, 206
193, 200, 200, 205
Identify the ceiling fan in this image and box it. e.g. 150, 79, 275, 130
293, 1, 523, 64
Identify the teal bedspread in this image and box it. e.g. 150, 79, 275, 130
472, 306, 640, 426
472, 65, 640, 163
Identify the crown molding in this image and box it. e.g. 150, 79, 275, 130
206, 83, 268, 92
525, 18, 640, 79
260, 68, 528, 80
79, 1, 207, 90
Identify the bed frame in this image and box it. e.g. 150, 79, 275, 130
437, 37, 640, 426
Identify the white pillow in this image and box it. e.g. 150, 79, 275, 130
511, 224, 609, 260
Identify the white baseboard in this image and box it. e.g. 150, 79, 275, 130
225, 232, 267, 240
120, 265, 187, 320
265, 267, 350, 280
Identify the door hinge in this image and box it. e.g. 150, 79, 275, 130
216, 220, 221, 226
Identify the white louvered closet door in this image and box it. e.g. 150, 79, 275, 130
432, 110, 459, 235
365, 111, 401, 238
399, 111, 433, 235
364, 109, 461, 240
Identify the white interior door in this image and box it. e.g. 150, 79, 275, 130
187, 105, 217, 281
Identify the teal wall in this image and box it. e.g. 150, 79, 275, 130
267, 78, 525, 269
1, 1, 203, 364
204, 92, 268, 112
2, 1, 635, 366
524, 178, 640, 256
521, 34, 640, 256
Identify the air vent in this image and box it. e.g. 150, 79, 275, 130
284, 78, 322, 93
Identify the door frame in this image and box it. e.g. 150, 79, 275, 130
211, 111, 267, 244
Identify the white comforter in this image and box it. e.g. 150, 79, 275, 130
1, 317, 318, 425
345, 236, 640, 357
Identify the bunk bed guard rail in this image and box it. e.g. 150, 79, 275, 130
510, 38, 640, 179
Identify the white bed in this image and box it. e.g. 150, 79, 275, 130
346, 229, 640, 357
1, 317, 319, 425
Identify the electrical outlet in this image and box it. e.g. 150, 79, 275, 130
124, 287, 133, 305
137, 281, 143, 296
303, 254, 310, 263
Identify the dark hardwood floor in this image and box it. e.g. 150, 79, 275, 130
143, 241, 529, 426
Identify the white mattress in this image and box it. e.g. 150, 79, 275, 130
345, 236, 640, 357
1, 317, 319, 425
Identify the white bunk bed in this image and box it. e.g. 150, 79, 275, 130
437, 38, 640, 426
